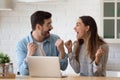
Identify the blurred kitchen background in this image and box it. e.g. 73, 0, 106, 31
0, 0, 120, 77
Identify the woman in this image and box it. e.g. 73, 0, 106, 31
65, 16, 109, 76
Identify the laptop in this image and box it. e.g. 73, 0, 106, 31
27, 56, 62, 78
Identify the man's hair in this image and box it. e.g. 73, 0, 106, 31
31, 11, 52, 30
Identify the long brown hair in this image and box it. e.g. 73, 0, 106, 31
74, 16, 105, 62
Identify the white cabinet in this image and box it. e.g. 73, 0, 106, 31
0, 0, 14, 11
17, 0, 58, 2
101, 0, 120, 43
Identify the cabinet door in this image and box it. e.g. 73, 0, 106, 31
104, 19, 114, 38
104, 3, 115, 17
103, 2, 115, 39
101, 0, 120, 43
117, 2, 120, 17
117, 20, 120, 38
117, 2, 120, 39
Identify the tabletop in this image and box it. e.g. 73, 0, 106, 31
2, 75, 120, 80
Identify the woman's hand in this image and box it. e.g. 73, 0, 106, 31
65, 40, 72, 53
95, 47, 105, 65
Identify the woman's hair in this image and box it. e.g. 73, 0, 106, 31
75, 16, 106, 62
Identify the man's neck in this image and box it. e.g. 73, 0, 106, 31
32, 31, 44, 42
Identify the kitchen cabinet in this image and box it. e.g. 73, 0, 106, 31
17, 0, 58, 2
0, 0, 14, 11
101, 0, 120, 43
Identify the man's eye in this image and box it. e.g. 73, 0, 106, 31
47, 24, 51, 27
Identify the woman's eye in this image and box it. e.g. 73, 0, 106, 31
76, 24, 79, 26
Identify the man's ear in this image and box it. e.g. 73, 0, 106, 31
36, 24, 42, 30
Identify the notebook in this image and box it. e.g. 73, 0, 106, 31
27, 56, 62, 78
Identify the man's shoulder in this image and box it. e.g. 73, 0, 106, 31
50, 34, 60, 39
17, 35, 30, 45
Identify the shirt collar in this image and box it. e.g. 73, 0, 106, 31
28, 31, 34, 43
28, 31, 50, 43
43, 36, 51, 43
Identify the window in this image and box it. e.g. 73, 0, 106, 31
101, 0, 120, 43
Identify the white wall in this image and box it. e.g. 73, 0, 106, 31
0, 0, 101, 74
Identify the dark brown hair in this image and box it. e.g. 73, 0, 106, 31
75, 16, 105, 62
31, 11, 52, 30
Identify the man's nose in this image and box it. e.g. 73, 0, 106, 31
51, 25, 53, 29
49, 25, 53, 30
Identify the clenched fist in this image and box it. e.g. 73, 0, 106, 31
65, 40, 72, 53
27, 42, 37, 56
55, 39, 65, 59
95, 46, 105, 65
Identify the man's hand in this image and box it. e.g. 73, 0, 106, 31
65, 40, 72, 53
55, 39, 65, 59
27, 43, 37, 56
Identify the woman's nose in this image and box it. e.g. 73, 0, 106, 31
74, 26, 76, 31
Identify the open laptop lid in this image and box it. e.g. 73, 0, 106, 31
27, 56, 62, 78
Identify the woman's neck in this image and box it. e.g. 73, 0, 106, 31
83, 37, 88, 45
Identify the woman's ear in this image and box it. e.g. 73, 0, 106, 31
86, 25, 90, 32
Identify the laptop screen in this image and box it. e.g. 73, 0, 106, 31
27, 56, 62, 78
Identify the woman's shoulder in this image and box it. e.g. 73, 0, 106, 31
100, 43, 109, 52
73, 40, 84, 46
98, 37, 109, 49
73, 40, 80, 47
101, 43, 109, 48
73, 40, 79, 44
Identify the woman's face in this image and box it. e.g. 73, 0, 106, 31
74, 18, 89, 40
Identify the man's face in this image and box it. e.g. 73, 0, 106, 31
39, 18, 53, 39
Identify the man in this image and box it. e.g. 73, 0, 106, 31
16, 11, 68, 75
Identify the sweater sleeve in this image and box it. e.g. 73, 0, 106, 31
68, 42, 80, 73
92, 44, 109, 76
